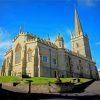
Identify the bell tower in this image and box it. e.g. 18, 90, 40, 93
71, 8, 92, 59
55, 33, 64, 48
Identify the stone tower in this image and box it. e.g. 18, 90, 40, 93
71, 8, 92, 59
55, 33, 64, 48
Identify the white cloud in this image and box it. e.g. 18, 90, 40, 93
61, 27, 72, 37
66, 27, 72, 35
64, 41, 72, 50
0, 41, 12, 49
96, 42, 100, 45
77, 0, 100, 7
98, 68, 100, 71
63, 27, 72, 50
0, 27, 12, 60
0, 50, 6, 59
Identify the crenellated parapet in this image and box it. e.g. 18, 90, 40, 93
27, 37, 36, 42
12, 30, 58, 49
36, 38, 58, 48
12, 32, 34, 42
64, 48, 95, 63
71, 33, 88, 39
26, 35, 57, 48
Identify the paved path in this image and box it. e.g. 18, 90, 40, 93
64, 81, 100, 96
85, 81, 100, 93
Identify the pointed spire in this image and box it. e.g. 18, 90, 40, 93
75, 7, 83, 36
47, 34, 50, 41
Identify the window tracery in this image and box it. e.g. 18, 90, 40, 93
15, 43, 21, 64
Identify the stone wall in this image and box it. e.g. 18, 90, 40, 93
2, 83, 49, 93
1, 82, 74, 93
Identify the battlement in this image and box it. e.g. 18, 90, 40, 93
26, 35, 57, 48
71, 32, 88, 39
12, 32, 34, 42
64, 48, 95, 63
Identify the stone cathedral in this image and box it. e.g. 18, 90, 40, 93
1, 9, 98, 78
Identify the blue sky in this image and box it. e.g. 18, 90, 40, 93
0, 0, 100, 69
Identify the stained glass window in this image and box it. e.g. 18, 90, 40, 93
28, 48, 32, 62
15, 44, 21, 64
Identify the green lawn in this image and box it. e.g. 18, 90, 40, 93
0, 76, 92, 84
0, 76, 22, 82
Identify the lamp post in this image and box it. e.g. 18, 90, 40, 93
26, 80, 33, 94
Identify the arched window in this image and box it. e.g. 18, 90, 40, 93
28, 48, 32, 62
76, 43, 79, 48
15, 43, 21, 64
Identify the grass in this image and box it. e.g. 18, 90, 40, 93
0, 76, 22, 82
0, 76, 92, 84
23, 77, 56, 84
79, 78, 92, 83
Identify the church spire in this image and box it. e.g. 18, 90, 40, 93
75, 7, 83, 36
71, 7, 92, 59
